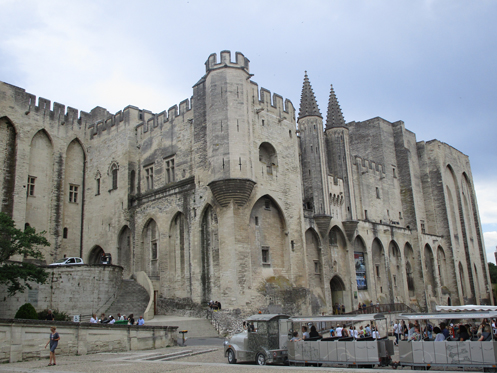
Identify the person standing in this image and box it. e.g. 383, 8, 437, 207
128, 314, 135, 325
45, 326, 60, 366
335, 324, 343, 337
46, 309, 54, 321
137, 316, 145, 325
393, 321, 400, 345
90, 314, 97, 323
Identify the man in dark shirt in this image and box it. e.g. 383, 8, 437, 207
440, 322, 450, 339
46, 309, 54, 321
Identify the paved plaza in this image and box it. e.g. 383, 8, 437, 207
0, 337, 483, 373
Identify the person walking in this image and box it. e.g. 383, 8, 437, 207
45, 326, 60, 366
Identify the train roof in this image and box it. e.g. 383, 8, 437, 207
436, 305, 497, 312
398, 311, 497, 320
289, 313, 386, 323
245, 314, 290, 322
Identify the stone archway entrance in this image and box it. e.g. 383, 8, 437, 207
330, 275, 346, 314
89, 246, 104, 264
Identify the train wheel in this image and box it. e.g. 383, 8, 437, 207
256, 353, 266, 366
227, 349, 236, 364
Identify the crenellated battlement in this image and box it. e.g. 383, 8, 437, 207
353, 155, 385, 176
135, 96, 193, 137
205, 50, 250, 73
249, 81, 295, 119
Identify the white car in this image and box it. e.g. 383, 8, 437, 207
49, 257, 84, 266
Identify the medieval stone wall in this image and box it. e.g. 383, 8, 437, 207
0, 50, 491, 316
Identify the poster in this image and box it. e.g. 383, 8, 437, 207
354, 252, 367, 290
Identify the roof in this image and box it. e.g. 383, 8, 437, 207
298, 71, 322, 120
246, 314, 290, 322
289, 313, 385, 323
326, 83, 346, 128
398, 311, 497, 320
436, 305, 497, 312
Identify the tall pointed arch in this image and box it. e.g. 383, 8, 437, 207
61, 139, 85, 258
462, 172, 490, 302
0, 117, 17, 216
200, 204, 219, 303
424, 244, 438, 298
248, 195, 289, 289
169, 211, 190, 297
118, 225, 132, 278
353, 235, 368, 292
372, 238, 389, 303
404, 243, 415, 298
141, 218, 159, 278
25, 130, 54, 249
306, 228, 323, 305
389, 240, 406, 303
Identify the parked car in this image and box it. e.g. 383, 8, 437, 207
224, 314, 290, 365
49, 257, 84, 266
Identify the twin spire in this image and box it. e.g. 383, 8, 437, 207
298, 71, 346, 129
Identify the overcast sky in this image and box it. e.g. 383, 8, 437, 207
1, 0, 496, 261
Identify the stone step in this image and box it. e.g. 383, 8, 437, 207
146, 316, 219, 338
105, 279, 149, 319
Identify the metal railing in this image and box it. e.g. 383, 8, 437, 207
344, 303, 416, 315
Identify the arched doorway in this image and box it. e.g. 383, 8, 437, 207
89, 246, 104, 264
330, 275, 346, 314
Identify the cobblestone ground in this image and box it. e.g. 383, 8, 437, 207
0, 338, 487, 373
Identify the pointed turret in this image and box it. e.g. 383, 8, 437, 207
326, 84, 345, 129
298, 71, 322, 120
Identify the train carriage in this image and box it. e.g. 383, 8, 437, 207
288, 314, 393, 368
397, 309, 497, 371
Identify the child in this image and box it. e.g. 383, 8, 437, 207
45, 326, 60, 366
290, 331, 301, 341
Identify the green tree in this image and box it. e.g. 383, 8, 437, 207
15, 303, 39, 319
0, 212, 50, 295
488, 262, 497, 284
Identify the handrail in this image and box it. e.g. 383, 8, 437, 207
134, 271, 154, 321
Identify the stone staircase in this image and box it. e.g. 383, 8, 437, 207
105, 279, 150, 319
146, 315, 219, 338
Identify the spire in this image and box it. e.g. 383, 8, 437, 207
298, 71, 322, 120
326, 83, 346, 129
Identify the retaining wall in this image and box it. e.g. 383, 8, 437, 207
0, 265, 122, 319
0, 319, 178, 363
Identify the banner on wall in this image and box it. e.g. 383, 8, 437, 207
354, 252, 367, 290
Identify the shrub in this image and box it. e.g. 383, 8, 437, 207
37, 309, 70, 321
14, 303, 38, 319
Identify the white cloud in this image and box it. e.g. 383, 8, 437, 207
475, 178, 497, 225
485, 231, 497, 264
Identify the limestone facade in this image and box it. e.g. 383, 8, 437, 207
0, 50, 491, 314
